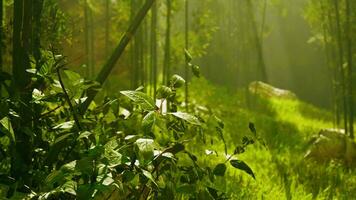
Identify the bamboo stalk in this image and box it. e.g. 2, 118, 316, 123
79, 0, 156, 114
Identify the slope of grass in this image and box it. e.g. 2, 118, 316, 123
189, 78, 356, 199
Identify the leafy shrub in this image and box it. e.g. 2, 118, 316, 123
0, 52, 259, 199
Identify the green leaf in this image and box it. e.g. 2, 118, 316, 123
153, 150, 175, 163
101, 176, 114, 186
205, 149, 217, 156
32, 88, 44, 103
105, 149, 122, 168
77, 185, 95, 200
170, 112, 201, 125
249, 122, 257, 135
75, 97, 88, 105
142, 111, 156, 134
198, 188, 215, 200
88, 145, 105, 159
135, 138, 154, 164
120, 90, 156, 111
0, 117, 15, 142
38, 62, 52, 77
0, 100, 9, 119
213, 163, 226, 176
214, 115, 224, 129
64, 70, 81, 83
53, 121, 75, 130
26, 68, 37, 74
234, 145, 245, 155
184, 49, 192, 63
124, 135, 139, 142
142, 169, 158, 187
104, 139, 119, 150
166, 143, 185, 154
60, 160, 77, 173
156, 86, 172, 99
80, 80, 101, 91
76, 157, 94, 175
135, 139, 154, 152
54, 132, 74, 144
230, 159, 255, 179
242, 136, 254, 146
45, 170, 66, 185
135, 85, 144, 91
123, 170, 135, 182
207, 187, 219, 199
77, 131, 93, 140
119, 107, 131, 119
215, 125, 227, 155
54, 54, 63, 60
170, 75, 185, 88
61, 180, 77, 196
191, 64, 200, 78
177, 184, 196, 194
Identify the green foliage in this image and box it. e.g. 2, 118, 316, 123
170, 74, 186, 88
185, 49, 201, 78
191, 64, 201, 78
120, 90, 156, 111
169, 112, 201, 126
189, 78, 356, 199
230, 160, 255, 179
156, 86, 172, 99
0, 52, 258, 199
213, 163, 227, 176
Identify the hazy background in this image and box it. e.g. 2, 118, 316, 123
198, 0, 332, 108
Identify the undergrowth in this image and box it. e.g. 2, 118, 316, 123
190, 77, 356, 199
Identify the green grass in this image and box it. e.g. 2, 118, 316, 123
189, 78, 356, 200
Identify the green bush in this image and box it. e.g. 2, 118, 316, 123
0, 52, 258, 200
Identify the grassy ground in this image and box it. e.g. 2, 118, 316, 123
189, 78, 356, 200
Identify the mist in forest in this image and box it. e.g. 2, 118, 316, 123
189, 0, 330, 108
0, 0, 355, 199
54, 0, 335, 108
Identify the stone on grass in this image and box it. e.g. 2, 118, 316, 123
304, 128, 356, 166
249, 81, 297, 100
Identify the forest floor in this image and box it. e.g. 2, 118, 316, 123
189, 78, 356, 200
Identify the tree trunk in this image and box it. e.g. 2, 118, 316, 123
32, 0, 43, 69
84, 0, 90, 77
11, 0, 33, 187
0, 0, 2, 97
333, 0, 348, 134
142, 15, 148, 91
345, 0, 354, 138
185, 0, 189, 111
130, 0, 135, 88
246, 0, 267, 82
89, 5, 95, 77
151, 0, 158, 98
325, 4, 341, 127
319, 0, 336, 127
163, 0, 171, 85
138, 12, 144, 88
133, 0, 140, 89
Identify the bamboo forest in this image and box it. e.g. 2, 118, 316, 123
0, 0, 355, 199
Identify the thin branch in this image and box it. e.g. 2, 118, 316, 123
56, 68, 82, 131
39, 105, 62, 118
